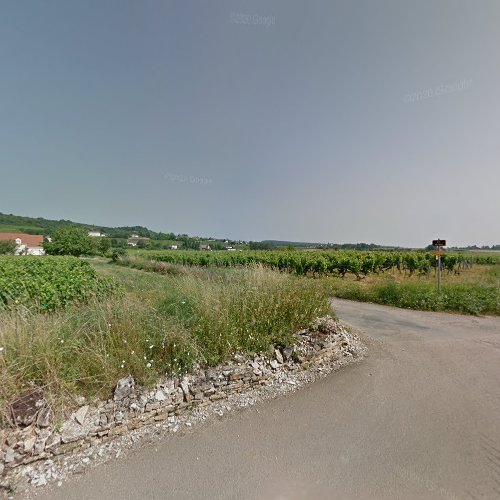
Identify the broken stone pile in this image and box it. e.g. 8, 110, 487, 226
0, 316, 363, 483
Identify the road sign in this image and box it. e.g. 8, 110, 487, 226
432, 250, 446, 256
432, 239, 446, 247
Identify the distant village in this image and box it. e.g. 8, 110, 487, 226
0, 230, 238, 256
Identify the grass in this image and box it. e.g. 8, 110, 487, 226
325, 265, 500, 315
0, 261, 330, 426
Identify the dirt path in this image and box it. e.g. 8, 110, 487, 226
32, 300, 500, 499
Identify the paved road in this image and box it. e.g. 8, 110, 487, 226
35, 300, 500, 500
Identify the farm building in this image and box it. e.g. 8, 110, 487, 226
127, 237, 150, 247
88, 230, 105, 237
0, 233, 45, 255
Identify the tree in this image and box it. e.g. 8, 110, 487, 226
210, 241, 225, 250
0, 239, 16, 255
44, 226, 96, 257
180, 237, 199, 250
98, 237, 111, 255
249, 241, 275, 250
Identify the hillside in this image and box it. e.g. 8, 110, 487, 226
0, 212, 176, 240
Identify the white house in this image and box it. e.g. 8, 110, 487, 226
0, 233, 45, 255
88, 231, 105, 237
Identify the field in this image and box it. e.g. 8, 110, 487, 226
125, 249, 500, 316
0, 259, 329, 425
134, 249, 499, 276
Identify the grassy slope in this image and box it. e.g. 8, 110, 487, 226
0, 224, 46, 234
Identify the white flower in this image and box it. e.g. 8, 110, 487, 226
146, 363, 152, 368
181, 301, 186, 304
131, 350, 135, 355
149, 345, 154, 349
0, 347, 4, 353
108, 323, 111, 327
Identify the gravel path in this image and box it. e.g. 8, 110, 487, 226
31, 300, 500, 499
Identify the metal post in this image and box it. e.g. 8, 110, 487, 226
437, 255, 442, 293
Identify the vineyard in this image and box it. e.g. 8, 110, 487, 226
133, 250, 495, 278
0, 256, 120, 311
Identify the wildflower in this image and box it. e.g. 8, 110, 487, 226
131, 350, 135, 355
146, 362, 152, 368
108, 323, 111, 327
149, 345, 154, 349
0, 347, 4, 353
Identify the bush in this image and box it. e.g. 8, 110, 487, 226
0, 256, 121, 311
107, 248, 126, 262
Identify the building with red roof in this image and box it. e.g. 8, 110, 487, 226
0, 233, 45, 255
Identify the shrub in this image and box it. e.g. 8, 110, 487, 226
0, 256, 121, 311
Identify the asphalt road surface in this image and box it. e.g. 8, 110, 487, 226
34, 300, 500, 500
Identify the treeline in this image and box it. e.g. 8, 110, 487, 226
450, 245, 500, 251
317, 243, 403, 250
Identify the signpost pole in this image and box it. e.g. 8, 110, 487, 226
432, 239, 446, 293
437, 255, 442, 293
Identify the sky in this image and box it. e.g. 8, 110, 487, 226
1, 0, 499, 247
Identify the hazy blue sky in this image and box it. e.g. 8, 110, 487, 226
1, 1, 499, 246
